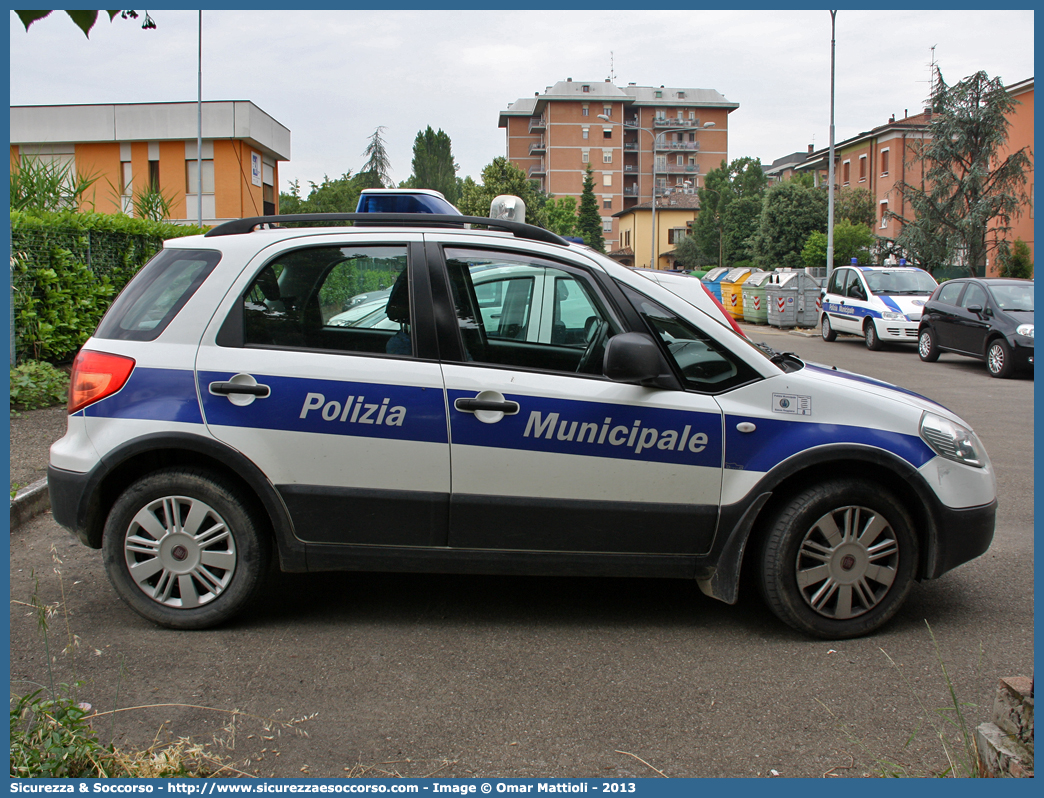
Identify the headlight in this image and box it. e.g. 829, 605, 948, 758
920, 412, 987, 468
881, 311, 907, 321
1016, 324, 1034, 338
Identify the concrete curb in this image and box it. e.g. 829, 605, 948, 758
10, 477, 50, 531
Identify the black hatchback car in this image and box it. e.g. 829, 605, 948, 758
918, 278, 1034, 378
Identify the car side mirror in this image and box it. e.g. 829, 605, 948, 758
603, 332, 680, 390
967, 304, 984, 315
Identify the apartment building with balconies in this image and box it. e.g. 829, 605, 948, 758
499, 78, 737, 259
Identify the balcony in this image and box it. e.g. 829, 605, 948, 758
653, 117, 700, 128
528, 116, 546, 132
654, 139, 699, 151
623, 142, 639, 152
623, 185, 639, 197
529, 140, 546, 154
528, 164, 546, 176
654, 163, 700, 174
623, 164, 638, 173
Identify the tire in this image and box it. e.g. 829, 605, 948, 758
758, 479, 918, 639
820, 314, 837, 342
864, 319, 884, 351
918, 327, 940, 362
986, 338, 1015, 378
102, 468, 270, 629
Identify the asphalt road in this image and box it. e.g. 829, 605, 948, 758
9, 326, 1034, 779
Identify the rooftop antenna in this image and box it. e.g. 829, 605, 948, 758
608, 51, 615, 84
920, 44, 939, 108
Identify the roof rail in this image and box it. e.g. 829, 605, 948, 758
204, 213, 568, 246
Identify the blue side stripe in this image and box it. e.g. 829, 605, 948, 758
879, 295, 903, 314
448, 390, 723, 468
198, 372, 448, 444
724, 414, 936, 472
84, 368, 203, 423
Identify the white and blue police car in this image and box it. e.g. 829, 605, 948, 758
48, 205, 996, 638
820, 262, 938, 350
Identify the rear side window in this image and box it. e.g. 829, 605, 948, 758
95, 248, 221, 341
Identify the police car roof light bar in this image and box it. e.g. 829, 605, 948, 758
204, 213, 568, 246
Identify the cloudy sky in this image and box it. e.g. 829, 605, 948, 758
9, 9, 1035, 194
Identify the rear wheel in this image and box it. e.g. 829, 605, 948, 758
102, 468, 270, 629
986, 338, 1015, 378
918, 327, 940, 362
821, 314, 837, 342
864, 319, 884, 351
758, 479, 918, 638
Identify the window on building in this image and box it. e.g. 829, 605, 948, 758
655, 110, 665, 120
859, 155, 867, 182
603, 105, 612, 118
148, 160, 160, 191
582, 127, 589, 139
582, 84, 590, 93
602, 218, 613, 233
582, 149, 590, 163
185, 158, 215, 194
603, 150, 612, 163
120, 149, 133, 212
677, 155, 684, 165
582, 104, 589, 117
668, 228, 688, 244
880, 148, 890, 176
677, 92, 686, 99
688, 111, 696, 120
603, 174, 612, 187
603, 127, 612, 140
603, 196, 612, 209
655, 90, 663, 98
880, 201, 889, 228
842, 160, 850, 185
624, 230, 631, 248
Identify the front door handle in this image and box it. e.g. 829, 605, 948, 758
454, 398, 519, 413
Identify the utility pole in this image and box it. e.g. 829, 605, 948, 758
826, 10, 837, 281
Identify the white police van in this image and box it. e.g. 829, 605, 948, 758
48, 205, 996, 638
820, 263, 938, 350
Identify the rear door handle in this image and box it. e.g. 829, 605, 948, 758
210, 382, 271, 397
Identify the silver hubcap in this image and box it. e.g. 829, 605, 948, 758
124, 496, 236, 608
795, 505, 899, 620
866, 325, 875, 345
988, 344, 1004, 373
822, 319, 830, 339
919, 333, 931, 357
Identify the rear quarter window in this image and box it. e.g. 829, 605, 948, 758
95, 248, 221, 341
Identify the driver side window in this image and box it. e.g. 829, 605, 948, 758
442, 248, 619, 375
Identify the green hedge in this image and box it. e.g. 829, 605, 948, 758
10, 210, 206, 363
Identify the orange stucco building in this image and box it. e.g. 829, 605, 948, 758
500, 79, 737, 260
10, 101, 291, 225
988, 77, 1033, 273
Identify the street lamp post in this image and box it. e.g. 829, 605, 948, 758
598, 114, 714, 269
701, 186, 724, 271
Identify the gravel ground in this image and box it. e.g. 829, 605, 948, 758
9, 405, 69, 492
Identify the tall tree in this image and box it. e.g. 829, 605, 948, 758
835, 187, 876, 227
576, 164, 605, 252
406, 126, 459, 204
893, 70, 1032, 275
359, 126, 393, 189
752, 180, 828, 270
545, 196, 579, 237
801, 220, 876, 270
693, 157, 767, 268
456, 157, 547, 227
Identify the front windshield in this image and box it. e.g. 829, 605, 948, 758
864, 269, 937, 295
988, 283, 1034, 312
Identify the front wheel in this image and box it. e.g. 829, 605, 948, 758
102, 468, 270, 629
864, 320, 884, 351
918, 327, 940, 362
986, 338, 1015, 378
758, 479, 918, 638
821, 314, 837, 342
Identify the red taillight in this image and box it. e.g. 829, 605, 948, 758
68, 350, 136, 414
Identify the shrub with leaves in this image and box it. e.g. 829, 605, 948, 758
10, 360, 70, 410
